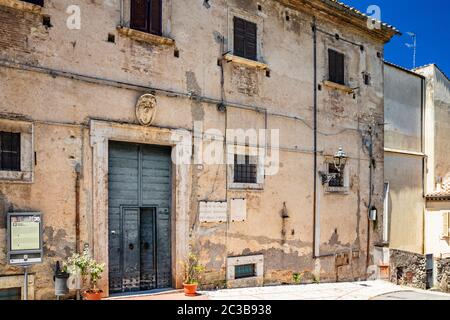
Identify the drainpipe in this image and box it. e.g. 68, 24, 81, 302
366, 128, 373, 273
75, 163, 81, 253
312, 16, 319, 258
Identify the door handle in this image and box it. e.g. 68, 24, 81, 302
143, 242, 150, 250
129, 243, 134, 250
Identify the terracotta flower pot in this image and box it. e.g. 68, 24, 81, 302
83, 290, 103, 300
183, 283, 198, 297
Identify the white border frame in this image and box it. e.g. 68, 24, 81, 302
89, 119, 191, 296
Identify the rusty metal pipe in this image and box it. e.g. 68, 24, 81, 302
75, 163, 81, 253
312, 16, 319, 258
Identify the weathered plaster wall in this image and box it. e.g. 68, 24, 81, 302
384, 64, 423, 152
416, 65, 450, 192
415, 65, 450, 260
383, 63, 425, 254
384, 154, 424, 253
0, 0, 388, 298
433, 68, 450, 186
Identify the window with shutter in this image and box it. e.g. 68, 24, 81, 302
443, 212, 450, 238
0, 132, 21, 172
328, 49, 345, 85
23, 0, 44, 6
131, 0, 162, 36
233, 17, 257, 61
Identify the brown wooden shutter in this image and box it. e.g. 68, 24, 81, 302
234, 17, 257, 61
131, 0, 149, 33
234, 17, 246, 58
443, 212, 450, 238
245, 20, 257, 61
329, 49, 345, 85
149, 0, 162, 36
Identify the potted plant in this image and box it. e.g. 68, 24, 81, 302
83, 260, 105, 300
64, 248, 105, 300
182, 252, 205, 296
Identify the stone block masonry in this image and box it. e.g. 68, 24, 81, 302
389, 249, 427, 289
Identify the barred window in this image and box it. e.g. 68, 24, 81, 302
328, 164, 344, 187
233, 154, 257, 184
0, 132, 21, 172
235, 264, 255, 279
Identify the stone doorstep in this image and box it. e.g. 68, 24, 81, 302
103, 289, 183, 300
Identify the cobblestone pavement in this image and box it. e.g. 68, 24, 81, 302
203, 280, 450, 300
104, 281, 450, 300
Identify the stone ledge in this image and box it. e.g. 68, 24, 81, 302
116, 26, 175, 46
324, 186, 350, 194
0, 0, 42, 13
323, 80, 354, 93
223, 53, 268, 70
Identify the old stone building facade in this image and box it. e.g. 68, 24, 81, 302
384, 62, 450, 290
0, 0, 396, 299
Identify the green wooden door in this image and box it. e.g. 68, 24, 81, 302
108, 141, 172, 294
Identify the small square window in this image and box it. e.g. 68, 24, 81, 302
328, 164, 344, 187
363, 73, 371, 86
235, 264, 256, 279
0, 132, 21, 172
233, 154, 257, 184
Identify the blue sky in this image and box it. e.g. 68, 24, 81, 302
343, 0, 449, 75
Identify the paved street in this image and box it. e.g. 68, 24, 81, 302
372, 290, 450, 300
106, 280, 450, 300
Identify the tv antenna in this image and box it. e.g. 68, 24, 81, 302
405, 32, 417, 69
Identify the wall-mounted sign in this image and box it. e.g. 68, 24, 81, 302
199, 201, 227, 223
7, 212, 43, 266
230, 198, 247, 222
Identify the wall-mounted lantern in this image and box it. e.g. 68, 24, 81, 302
319, 147, 348, 185
333, 147, 347, 172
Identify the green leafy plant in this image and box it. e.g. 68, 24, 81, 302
64, 247, 105, 293
183, 252, 205, 285
313, 274, 321, 284
65, 247, 92, 277
88, 260, 105, 292
292, 272, 303, 284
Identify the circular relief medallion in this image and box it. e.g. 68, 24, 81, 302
135, 94, 157, 126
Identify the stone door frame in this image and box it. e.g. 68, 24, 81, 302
89, 119, 191, 296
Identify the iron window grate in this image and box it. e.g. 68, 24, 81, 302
328, 164, 344, 187
0, 132, 21, 172
233, 154, 257, 184
0, 287, 21, 300
235, 264, 256, 279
